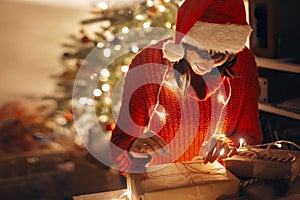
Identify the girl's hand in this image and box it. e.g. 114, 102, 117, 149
129, 130, 169, 159
201, 136, 237, 164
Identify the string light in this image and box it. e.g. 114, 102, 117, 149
122, 27, 129, 34
136, 15, 144, 20
90, 73, 98, 80
103, 48, 111, 57
97, 42, 105, 48
219, 148, 225, 156
121, 65, 129, 73
97, 2, 108, 10
100, 69, 110, 78
239, 138, 245, 148
147, 0, 154, 7
165, 22, 172, 29
114, 44, 121, 51
101, 83, 111, 92
79, 97, 88, 105
158, 5, 166, 12
98, 115, 108, 123
131, 45, 139, 53
93, 89, 102, 97
143, 21, 151, 29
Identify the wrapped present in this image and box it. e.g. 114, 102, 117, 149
224, 148, 300, 182
127, 160, 240, 200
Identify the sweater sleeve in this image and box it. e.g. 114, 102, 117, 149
227, 48, 263, 146
110, 42, 169, 172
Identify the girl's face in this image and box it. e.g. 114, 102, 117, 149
185, 48, 224, 75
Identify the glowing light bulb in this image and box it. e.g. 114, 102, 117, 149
114, 44, 121, 51
131, 45, 139, 53
98, 115, 108, 123
143, 21, 151, 29
275, 142, 282, 148
220, 148, 225, 156
100, 68, 110, 78
101, 83, 111, 92
178, 1, 184, 6
93, 89, 102, 97
103, 48, 111, 57
164, 0, 170, 3
90, 73, 98, 80
97, 42, 105, 48
239, 138, 244, 148
86, 98, 94, 106
150, 40, 157, 44
121, 65, 129, 73
79, 97, 88, 105
97, 2, 108, 10
155, 110, 166, 121
147, 0, 154, 7
136, 15, 144, 20
217, 93, 226, 105
165, 22, 172, 29
122, 27, 129, 34
158, 5, 166, 12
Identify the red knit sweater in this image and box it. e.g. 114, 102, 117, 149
110, 40, 263, 171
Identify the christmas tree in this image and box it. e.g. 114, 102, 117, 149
56, 0, 183, 145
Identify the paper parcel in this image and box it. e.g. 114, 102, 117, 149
224, 149, 300, 182
127, 160, 240, 200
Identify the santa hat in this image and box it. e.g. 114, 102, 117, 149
163, 0, 252, 62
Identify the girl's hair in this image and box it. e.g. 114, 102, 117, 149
172, 44, 238, 99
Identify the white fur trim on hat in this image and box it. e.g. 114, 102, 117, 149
162, 40, 185, 62
182, 21, 252, 53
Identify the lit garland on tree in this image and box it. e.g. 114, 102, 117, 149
56, 0, 183, 137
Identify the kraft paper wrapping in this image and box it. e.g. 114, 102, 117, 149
225, 149, 300, 182
127, 160, 240, 200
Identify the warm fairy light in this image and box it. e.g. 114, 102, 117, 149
103, 48, 111, 57
90, 73, 98, 80
79, 97, 88, 105
93, 89, 102, 97
114, 44, 121, 51
97, 2, 108, 10
220, 148, 225, 156
158, 5, 166, 12
98, 115, 108, 123
164, 0, 170, 3
239, 138, 244, 148
147, 0, 154, 7
121, 65, 129, 73
122, 27, 129, 34
217, 93, 226, 105
178, 0, 184, 6
131, 45, 139, 53
150, 40, 157, 44
165, 22, 172, 29
143, 21, 151, 29
275, 143, 282, 148
100, 68, 110, 78
163, 79, 177, 89
97, 42, 105, 48
86, 98, 94, 106
155, 110, 166, 121
136, 14, 144, 20
102, 83, 111, 92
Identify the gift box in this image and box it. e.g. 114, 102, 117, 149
224, 149, 300, 182
127, 160, 240, 200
